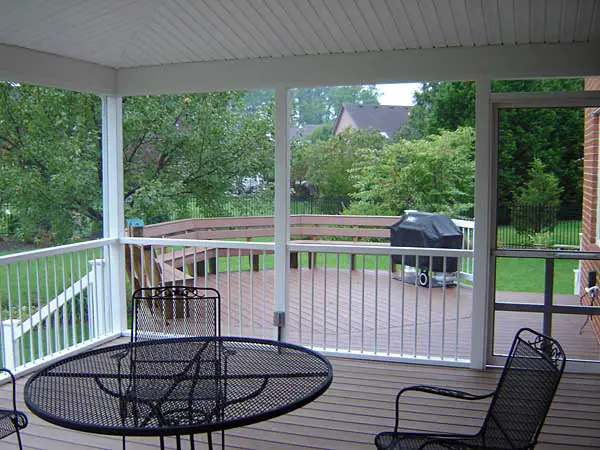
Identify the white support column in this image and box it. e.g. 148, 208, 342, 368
471, 79, 493, 369
274, 86, 290, 341
101, 96, 126, 335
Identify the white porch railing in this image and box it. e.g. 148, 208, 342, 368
122, 237, 473, 365
453, 218, 475, 282
289, 243, 473, 365
0, 239, 118, 372
0, 219, 476, 373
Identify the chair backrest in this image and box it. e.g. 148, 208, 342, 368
131, 286, 220, 342
481, 328, 566, 449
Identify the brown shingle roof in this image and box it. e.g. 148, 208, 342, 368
336, 103, 411, 137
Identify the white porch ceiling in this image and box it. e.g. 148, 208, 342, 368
1, 0, 600, 95
3, 0, 599, 68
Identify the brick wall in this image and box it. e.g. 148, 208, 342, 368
580, 77, 600, 342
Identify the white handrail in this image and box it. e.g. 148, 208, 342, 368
0, 238, 115, 264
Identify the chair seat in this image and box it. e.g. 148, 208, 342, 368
0, 409, 27, 440
375, 432, 481, 450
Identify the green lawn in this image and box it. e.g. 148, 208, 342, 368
495, 257, 578, 295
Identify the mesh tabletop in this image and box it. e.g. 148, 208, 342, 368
24, 337, 333, 437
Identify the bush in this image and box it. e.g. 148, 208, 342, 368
511, 159, 562, 233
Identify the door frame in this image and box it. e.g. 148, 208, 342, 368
487, 90, 600, 373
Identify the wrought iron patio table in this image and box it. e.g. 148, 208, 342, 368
24, 336, 333, 449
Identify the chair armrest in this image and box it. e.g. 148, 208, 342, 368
398, 385, 494, 401
0, 368, 18, 413
394, 385, 494, 432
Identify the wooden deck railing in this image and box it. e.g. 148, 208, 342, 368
126, 214, 475, 283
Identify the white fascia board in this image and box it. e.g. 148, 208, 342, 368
0, 44, 116, 94
117, 43, 600, 96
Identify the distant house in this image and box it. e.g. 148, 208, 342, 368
333, 103, 411, 138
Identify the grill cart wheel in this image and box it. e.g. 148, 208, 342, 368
418, 271, 429, 287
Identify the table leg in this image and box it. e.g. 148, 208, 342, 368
221, 430, 225, 450
160, 436, 165, 450
122, 436, 126, 450
207, 432, 213, 450
176, 435, 182, 450
189, 434, 195, 450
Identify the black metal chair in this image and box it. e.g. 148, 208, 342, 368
0, 368, 28, 450
131, 286, 220, 341
375, 328, 566, 450
127, 286, 223, 450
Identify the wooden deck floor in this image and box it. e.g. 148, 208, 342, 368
1, 342, 599, 450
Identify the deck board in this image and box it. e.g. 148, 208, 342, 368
1, 344, 599, 450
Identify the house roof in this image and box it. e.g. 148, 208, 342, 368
0, 1, 599, 95
335, 104, 411, 137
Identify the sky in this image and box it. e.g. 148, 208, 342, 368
376, 82, 421, 106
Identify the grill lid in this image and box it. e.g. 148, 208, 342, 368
390, 212, 463, 248
390, 212, 463, 273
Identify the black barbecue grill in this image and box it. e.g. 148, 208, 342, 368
390, 212, 463, 286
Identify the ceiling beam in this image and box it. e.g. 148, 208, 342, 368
0, 44, 116, 94
1, 42, 599, 96
117, 43, 600, 96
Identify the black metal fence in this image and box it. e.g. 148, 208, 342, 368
290, 197, 345, 215
177, 196, 345, 220
0, 204, 14, 238
497, 203, 581, 249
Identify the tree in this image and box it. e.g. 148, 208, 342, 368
123, 92, 274, 221
0, 84, 275, 243
347, 128, 475, 217
245, 86, 379, 127
303, 124, 333, 143
0, 83, 102, 243
406, 82, 476, 139
511, 158, 563, 233
291, 85, 379, 125
291, 129, 386, 199
405, 79, 584, 220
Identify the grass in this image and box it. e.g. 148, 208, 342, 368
496, 257, 578, 294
